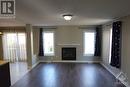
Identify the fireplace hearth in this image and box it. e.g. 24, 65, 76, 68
62, 47, 76, 60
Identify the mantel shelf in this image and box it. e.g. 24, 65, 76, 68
57, 44, 80, 46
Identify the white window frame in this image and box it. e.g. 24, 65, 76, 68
43, 31, 55, 56
83, 29, 96, 56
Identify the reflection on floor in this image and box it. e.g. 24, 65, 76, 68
12, 63, 125, 87
10, 62, 28, 85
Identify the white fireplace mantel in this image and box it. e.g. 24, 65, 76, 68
57, 44, 80, 46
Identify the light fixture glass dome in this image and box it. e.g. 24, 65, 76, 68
0, 32, 3, 35
63, 15, 73, 21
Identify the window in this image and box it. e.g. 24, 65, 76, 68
43, 31, 54, 56
109, 28, 112, 63
84, 31, 95, 55
3, 33, 27, 62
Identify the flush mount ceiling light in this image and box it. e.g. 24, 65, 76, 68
0, 32, 3, 35
63, 14, 73, 21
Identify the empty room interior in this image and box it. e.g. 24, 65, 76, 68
0, 0, 130, 87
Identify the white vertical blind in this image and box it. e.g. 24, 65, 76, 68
3, 33, 27, 62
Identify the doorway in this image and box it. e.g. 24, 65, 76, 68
2, 32, 28, 85
3, 33, 27, 62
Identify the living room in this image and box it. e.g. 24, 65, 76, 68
0, 0, 130, 87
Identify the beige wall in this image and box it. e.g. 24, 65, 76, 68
0, 26, 101, 63
37, 26, 100, 62
102, 15, 130, 85
121, 15, 130, 84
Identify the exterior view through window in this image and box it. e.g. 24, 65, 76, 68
43, 32, 54, 56
84, 32, 95, 55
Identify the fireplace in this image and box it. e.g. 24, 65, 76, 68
62, 47, 76, 60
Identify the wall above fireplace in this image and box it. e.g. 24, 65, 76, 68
57, 44, 80, 46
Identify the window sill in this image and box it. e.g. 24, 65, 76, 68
83, 54, 94, 56
44, 54, 55, 57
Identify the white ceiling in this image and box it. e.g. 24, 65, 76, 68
1, 0, 130, 26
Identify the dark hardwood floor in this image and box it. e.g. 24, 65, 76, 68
11, 63, 125, 87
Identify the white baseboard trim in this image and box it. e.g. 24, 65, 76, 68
28, 62, 40, 70
100, 62, 117, 77
39, 60, 101, 63
100, 62, 130, 87
30, 62, 40, 70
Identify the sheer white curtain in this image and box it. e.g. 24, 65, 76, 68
3, 32, 27, 62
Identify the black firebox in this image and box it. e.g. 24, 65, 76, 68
62, 47, 76, 60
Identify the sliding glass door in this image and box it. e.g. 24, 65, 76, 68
3, 33, 27, 62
